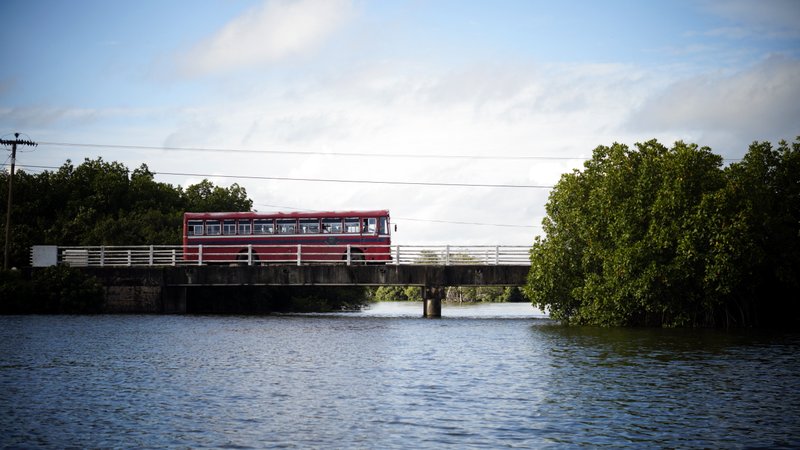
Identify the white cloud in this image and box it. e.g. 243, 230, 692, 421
25, 57, 791, 245
627, 55, 800, 152
140, 60, 667, 244
179, 0, 355, 76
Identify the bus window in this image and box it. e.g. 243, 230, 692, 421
238, 219, 252, 235
206, 220, 221, 236
345, 218, 360, 233
363, 218, 377, 234
379, 217, 388, 235
322, 218, 343, 233
277, 219, 297, 234
223, 219, 236, 235
253, 219, 274, 234
187, 220, 203, 236
300, 219, 320, 234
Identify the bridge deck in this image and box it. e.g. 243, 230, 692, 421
37, 245, 532, 316
84, 264, 530, 287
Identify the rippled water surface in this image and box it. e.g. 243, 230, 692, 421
2, 302, 799, 448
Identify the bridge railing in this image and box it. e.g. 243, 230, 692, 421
38, 244, 531, 267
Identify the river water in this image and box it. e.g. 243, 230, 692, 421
1, 302, 799, 448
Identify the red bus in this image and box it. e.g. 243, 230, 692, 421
183, 210, 391, 264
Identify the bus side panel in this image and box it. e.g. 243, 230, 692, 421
362, 237, 392, 261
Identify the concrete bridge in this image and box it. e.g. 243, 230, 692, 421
32, 245, 531, 317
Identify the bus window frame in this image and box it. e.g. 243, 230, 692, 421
187, 220, 204, 236
344, 218, 360, 234
277, 219, 297, 235
206, 220, 221, 236
299, 218, 320, 234
237, 219, 252, 235
322, 218, 343, 234
362, 217, 377, 234
223, 219, 236, 235
379, 217, 388, 235
253, 219, 274, 235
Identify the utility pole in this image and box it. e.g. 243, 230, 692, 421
1, 133, 37, 270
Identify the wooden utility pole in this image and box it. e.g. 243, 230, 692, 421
2, 133, 37, 270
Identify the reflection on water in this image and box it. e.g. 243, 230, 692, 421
1, 307, 798, 448
358, 301, 547, 318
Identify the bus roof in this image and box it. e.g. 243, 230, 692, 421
184, 210, 390, 220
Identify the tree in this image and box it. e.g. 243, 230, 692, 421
184, 179, 252, 212
1, 158, 255, 268
370, 286, 423, 302
525, 138, 800, 327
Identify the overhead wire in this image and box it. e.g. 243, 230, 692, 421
7, 164, 554, 189
3, 139, 559, 229
36, 140, 745, 161
38, 140, 588, 161
156, 170, 553, 189
395, 217, 539, 228
0, 164, 543, 228
257, 204, 539, 228
14, 138, 747, 230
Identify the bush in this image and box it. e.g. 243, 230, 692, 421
0, 266, 104, 314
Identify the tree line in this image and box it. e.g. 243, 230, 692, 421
0, 158, 252, 268
525, 138, 800, 327
0, 158, 256, 313
7, 138, 795, 324
0, 158, 522, 310
0, 158, 529, 305
370, 285, 528, 303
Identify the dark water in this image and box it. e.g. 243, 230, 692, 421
1, 302, 799, 448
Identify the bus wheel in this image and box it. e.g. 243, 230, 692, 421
344, 249, 365, 264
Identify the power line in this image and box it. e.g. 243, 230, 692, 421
155, 170, 553, 189
396, 217, 539, 228
38, 140, 588, 161
0, 162, 542, 228
256, 204, 539, 228
1, 164, 542, 229
37, 140, 746, 162
7, 164, 554, 189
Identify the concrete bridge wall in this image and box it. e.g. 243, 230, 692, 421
82, 265, 530, 315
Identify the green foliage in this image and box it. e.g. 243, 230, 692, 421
372, 252, 529, 303
370, 285, 526, 303
526, 138, 800, 327
0, 270, 32, 312
370, 286, 422, 302
0, 158, 254, 267
414, 250, 441, 264
502, 286, 528, 302
184, 179, 253, 212
0, 266, 104, 314
446, 286, 502, 302
444, 286, 529, 303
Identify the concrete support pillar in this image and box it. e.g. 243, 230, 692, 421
423, 286, 442, 318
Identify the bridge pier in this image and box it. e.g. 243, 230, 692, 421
423, 286, 443, 318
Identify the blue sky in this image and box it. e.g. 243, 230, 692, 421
1, 0, 799, 244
